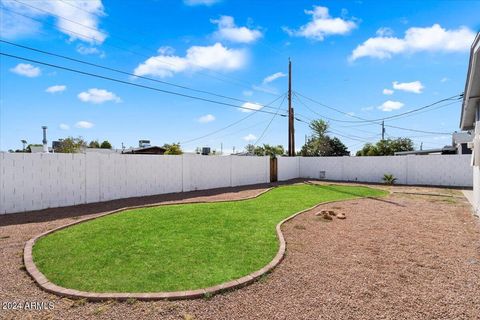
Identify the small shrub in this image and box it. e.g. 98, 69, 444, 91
382, 173, 397, 185
203, 292, 213, 300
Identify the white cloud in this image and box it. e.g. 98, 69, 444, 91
78, 88, 121, 104
242, 90, 253, 97
378, 100, 404, 112
441, 77, 449, 83
211, 15, 262, 43
1, 0, 107, 44
263, 72, 287, 84
350, 24, 475, 61
184, 0, 220, 6
239, 102, 263, 113
251, 85, 278, 95
383, 88, 394, 95
283, 5, 357, 41
376, 27, 394, 37
76, 44, 105, 57
198, 114, 215, 123
243, 133, 257, 142
0, 8, 41, 39
10, 63, 41, 77
59, 123, 70, 130
75, 121, 94, 129
392, 81, 424, 94
46, 85, 66, 93
133, 43, 247, 78
361, 106, 374, 111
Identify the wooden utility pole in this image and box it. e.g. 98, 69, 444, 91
288, 59, 295, 156
381, 120, 385, 140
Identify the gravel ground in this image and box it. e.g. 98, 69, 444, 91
1, 182, 479, 320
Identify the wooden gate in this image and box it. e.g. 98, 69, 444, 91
270, 157, 278, 182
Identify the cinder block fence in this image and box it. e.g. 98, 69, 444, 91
0, 153, 269, 214
278, 154, 472, 187
0, 153, 472, 215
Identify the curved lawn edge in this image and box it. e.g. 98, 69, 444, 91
24, 184, 388, 301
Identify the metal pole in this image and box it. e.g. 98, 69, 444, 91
288, 59, 293, 156
42, 126, 48, 153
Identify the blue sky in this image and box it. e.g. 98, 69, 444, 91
1, 0, 479, 153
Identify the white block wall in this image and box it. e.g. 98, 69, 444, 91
0, 153, 269, 214
277, 157, 300, 181
283, 155, 473, 187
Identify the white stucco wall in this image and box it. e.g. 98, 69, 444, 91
0, 153, 269, 214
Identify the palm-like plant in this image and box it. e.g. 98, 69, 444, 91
382, 173, 397, 185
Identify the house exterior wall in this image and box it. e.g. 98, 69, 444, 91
474, 104, 480, 215
0, 153, 269, 214
474, 165, 479, 215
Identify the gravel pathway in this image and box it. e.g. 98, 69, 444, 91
1, 182, 479, 320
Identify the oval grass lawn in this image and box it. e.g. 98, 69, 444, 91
32, 184, 387, 293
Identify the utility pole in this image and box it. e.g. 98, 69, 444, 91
288, 59, 295, 156
381, 120, 385, 140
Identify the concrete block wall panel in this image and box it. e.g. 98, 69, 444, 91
85, 153, 101, 204
231, 156, 269, 186
342, 156, 408, 184
182, 154, 231, 192
298, 157, 343, 180
293, 155, 472, 187
406, 155, 472, 187
277, 157, 300, 181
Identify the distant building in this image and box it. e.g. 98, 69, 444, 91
122, 146, 166, 155
394, 131, 473, 156
30, 146, 52, 153
452, 131, 473, 155
138, 140, 151, 148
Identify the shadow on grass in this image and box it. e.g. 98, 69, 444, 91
306, 182, 405, 207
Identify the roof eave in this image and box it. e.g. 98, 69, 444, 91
460, 32, 480, 130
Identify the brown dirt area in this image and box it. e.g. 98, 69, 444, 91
1, 181, 479, 320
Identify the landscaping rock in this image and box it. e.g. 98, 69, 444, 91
315, 210, 328, 216
336, 213, 346, 219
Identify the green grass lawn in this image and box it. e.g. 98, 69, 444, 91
33, 184, 386, 293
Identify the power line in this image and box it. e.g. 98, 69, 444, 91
253, 93, 287, 146
57, 0, 291, 61
0, 40, 287, 112
294, 91, 463, 124
383, 124, 451, 135
180, 93, 287, 145
1, 3, 276, 95
296, 92, 463, 124
0, 52, 289, 116
294, 92, 453, 135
